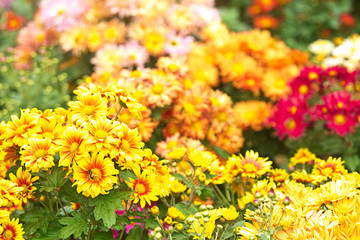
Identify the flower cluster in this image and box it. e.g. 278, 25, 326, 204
269, 65, 360, 139
310, 34, 360, 71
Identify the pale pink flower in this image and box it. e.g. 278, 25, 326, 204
164, 32, 194, 56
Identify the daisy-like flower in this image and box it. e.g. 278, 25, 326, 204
59, 126, 89, 167
234, 101, 272, 131
123, 41, 149, 68
86, 118, 120, 154
187, 149, 216, 169
111, 123, 144, 166
269, 168, 289, 183
291, 170, 324, 185
36, 118, 63, 146
68, 92, 108, 123
72, 154, 119, 198
164, 32, 194, 56
0, 218, 24, 240
9, 167, 39, 204
90, 44, 126, 74
0, 179, 23, 207
40, 0, 89, 31
5, 109, 40, 146
312, 157, 347, 179
309, 39, 335, 56
221, 206, 239, 221
20, 138, 56, 173
169, 178, 187, 194
127, 172, 160, 208
237, 150, 272, 178
253, 15, 279, 29
318, 180, 357, 203
141, 70, 182, 108
59, 24, 88, 55
290, 148, 317, 166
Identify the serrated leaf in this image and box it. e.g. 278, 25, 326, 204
21, 208, 54, 235
30, 228, 61, 240
172, 232, 189, 240
93, 230, 114, 240
118, 169, 137, 181
89, 191, 129, 228
59, 212, 88, 239
145, 218, 161, 229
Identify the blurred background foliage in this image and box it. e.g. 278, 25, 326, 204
216, 0, 360, 50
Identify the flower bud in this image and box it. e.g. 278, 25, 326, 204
154, 227, 162, 233
202, 210, 209, 217
268, 188, 275, 199
283, 196, 290, 206
176, 223, 184, 231
254, 191, 262, 199
154, 232, 162, 240
253, 199, 260, 207
217, 225, 224, 230
200, 205, 207, 211
187, 217, 195, 224
150, 206, 159, 217
194, 212, 202, 219
206, 205, 214, 210
203, 217, 209, 222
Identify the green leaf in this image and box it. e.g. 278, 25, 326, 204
21, 208, 54, 235
39, 166, 68, 192
112, 215, 131, 231
233, 220, 245, 229
118, 169, 137, 181
174, 202, 198, 216
89, 190, 132, 228
221, 225, 235, 239
93, 230, 114, 240
59, 211, 88, 239
126, 225, 143, 240
343, 155, 360, 172
172, 232, 188, 240
145, 218, 161, 229
29, 228, 61, 240
212, 146, 230, 159
172, 173, 192, 188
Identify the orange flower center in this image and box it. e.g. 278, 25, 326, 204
299, 84, 308, 95
243, 163, 257, 173
334, 114, 346, 125
84, 106, 95, 116
290, 106, 297, 115
285, 119, 296, 130
216, 112, 227, 122
321, 167, 334, 176
135, 183, 146, 194
337, 102, 343, 109
232, 63, 245, 75
34, 149, 46, 159
57, 8, 65, 15
121, 140, 130, 152
95, 130, 107, 140
70, 142, 79, 153
89, 168, 101, 181
151, 83, 164, 95
3, 230, 13, 239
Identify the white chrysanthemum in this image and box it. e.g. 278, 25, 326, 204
309, 39, 335, 56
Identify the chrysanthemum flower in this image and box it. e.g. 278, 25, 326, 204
291, 170, 324, 185
0, 179, 23, 207
40, 0, 89, 31
318, 180, 357, 203
20, 138, 56, 173
238, 150, 272, 178
221, 206, 239, 221
127, 172, 160, 208
36, 118, 63, 146
59, 126, 89, 167
111, 123, 144, 167
72, 154, 119, 198
5, 109, 40, 146
68, 92, 108, 123
164, 32, 194, 56
90, 44, 126, 73
0, 218, 24, 240
59, 24, 88, 55
86, 118, 120, 154
254, 15, 279, 29
312, 157, 347, 179
269, 168, 289, 183
9, 167, 39, 204
234, 101, 272, 131
169, 178, 187, 194
290, 148, 317, 166
188, 149, 216, 169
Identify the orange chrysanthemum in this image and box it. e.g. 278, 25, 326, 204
312, 157, 347, 179
20, 138, 56, 173
0, 179, 23, 208
127, 172, 160, 208
72, 154, 119, 198
233, 150, 272, 178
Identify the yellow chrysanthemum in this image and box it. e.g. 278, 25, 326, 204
234, 150, 272, 178
312, 157, 347, 179
169, 178, 187, 194
20, 138, 56, 173
0, 179, 23, 207
127, 172, 160, 208
68, 92, 108, 122
72, 154, 119, 198
188, 150, 216, 169
9, 167, 39, 204
290, 148, 317, 166
58, 126, 89, 167
86, 118, 119, 154
221, 206, 239, 221
0, 218, 24, 240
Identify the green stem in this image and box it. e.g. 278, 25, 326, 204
87, 218, 92, 240
213, 185, 230, 206
114, 104, 123, 121
118, 230, 125, 240
218, 224, 228, 240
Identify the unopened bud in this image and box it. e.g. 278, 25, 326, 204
254, 191, 262, 199
194, 212, 202, 219
268, 188, 275, 199
283, 196, 290, 206
200, 205, 207, 211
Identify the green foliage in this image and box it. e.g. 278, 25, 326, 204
59, 212, 88, 239
0, 47, 71, 121
89, 190, 133, 228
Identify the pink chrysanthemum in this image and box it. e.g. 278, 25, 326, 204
40, 0, 89, 31
269, 97, 308, 139
164, 32, 194, 56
